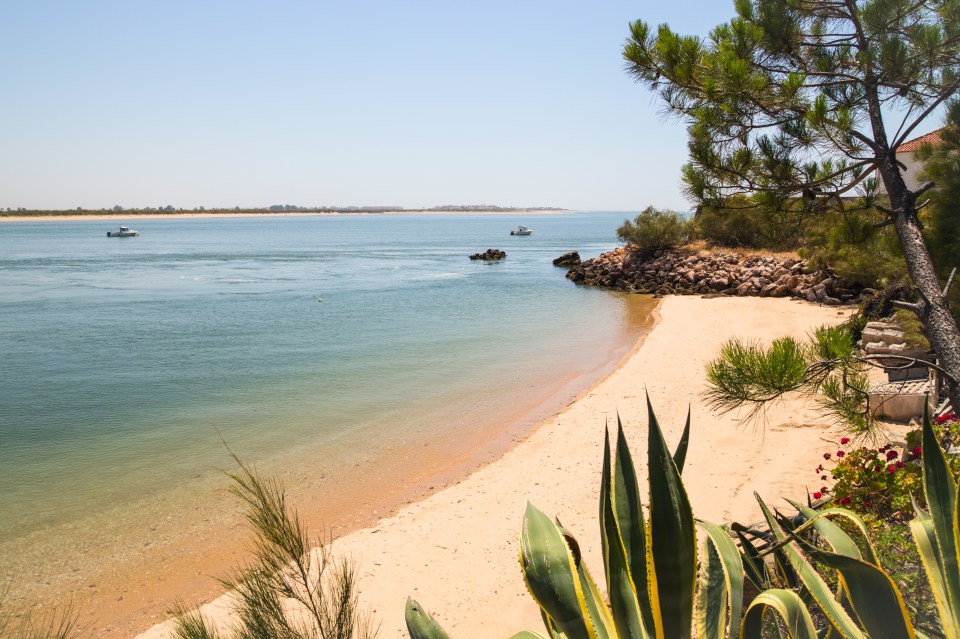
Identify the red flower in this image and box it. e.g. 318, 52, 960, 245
887, 465, 897, 474
864, 500, 872, 507
821, 475, 828, 481
836, 450, 845, 458
813, 492, 822, 499
896, 461, 906, 469
823, 453, 832, 460
840, 437, 851, 445
912, 446, 922, 457
839, 497, 852, 505
820, 486, 828, 493
886, 450, 899, 460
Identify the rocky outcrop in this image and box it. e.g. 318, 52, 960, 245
470, 249, 506, 261
553, 251, 581, 267
565, 248, 860, 302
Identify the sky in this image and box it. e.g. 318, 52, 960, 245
0, 1, 870, 211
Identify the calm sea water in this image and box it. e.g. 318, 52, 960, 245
0, 212, 648, 548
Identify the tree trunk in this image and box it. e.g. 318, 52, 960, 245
881, 156, 960, 413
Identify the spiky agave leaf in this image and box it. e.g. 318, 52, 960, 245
519, 503, 597, 639
645, 396, 696, 639
405, 598, 450, 639
741, 589, 818, 639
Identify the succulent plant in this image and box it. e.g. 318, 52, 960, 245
405, 400, 960, 639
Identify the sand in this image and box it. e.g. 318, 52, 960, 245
0, 210, 574, 222
135, 296, 851, 639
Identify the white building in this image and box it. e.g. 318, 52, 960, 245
879, 128, 944, 193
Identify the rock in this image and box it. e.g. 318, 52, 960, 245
553, 251, 581, 267
469, 249, 506, 261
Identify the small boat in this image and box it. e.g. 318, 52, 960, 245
509, 225, 533, 236
107, 225, 140, 237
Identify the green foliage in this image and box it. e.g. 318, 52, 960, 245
917, 102, 960, 321
623, 1, 959, 205
693, 195, 804, 249
704, 325, 882, 435
172, 456, 377, 639
819, 415, 960, 520
617, 206, 692, 256
799, 205, 909, 289
0, 590, 84, 639
404, 403, 960, 638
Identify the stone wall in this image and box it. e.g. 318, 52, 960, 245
565, 247, 859, 303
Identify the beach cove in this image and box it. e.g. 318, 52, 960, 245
138, 295, 850, 639
0, 212, 654, 634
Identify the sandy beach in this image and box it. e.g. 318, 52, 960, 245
136, 295, 850, 639
0, 210, 575, 222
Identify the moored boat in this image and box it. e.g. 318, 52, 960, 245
509, 225, 533, 236
107, 225, 140, 237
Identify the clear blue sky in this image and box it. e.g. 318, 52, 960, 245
1, 1, 748, 211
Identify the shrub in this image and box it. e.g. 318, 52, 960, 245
617, 206, 692, 256
693, 195, 804, 249
172, 454, 378, 639
818, 414, 960, 520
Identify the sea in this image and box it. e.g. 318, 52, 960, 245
0, 211, 655, 621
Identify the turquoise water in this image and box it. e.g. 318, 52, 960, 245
0, 212, 648, 549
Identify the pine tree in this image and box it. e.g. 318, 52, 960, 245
624, 0, 960, 410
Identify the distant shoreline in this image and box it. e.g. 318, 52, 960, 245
0, 208, 576, 222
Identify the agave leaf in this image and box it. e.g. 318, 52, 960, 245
800, 540, 916, 639
646, 395, 696, 639
735, 529, 772, 592
740, 589, 818, 639
540, 609, 569, 639
555, 519, 617, 639
911, 507, 960, 639
920, 404, 960, 634
756, 495, 866, 639
613, 420, 658, 637
672, 407, 691, 474
520, 503, 595, 639
786, 500, 862, 561
405, 597, 451, 639
509, 633, 551, 639
600, 428, 649, 639
695, 520, 743, 639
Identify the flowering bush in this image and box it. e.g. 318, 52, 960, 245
817, 413, 960, 519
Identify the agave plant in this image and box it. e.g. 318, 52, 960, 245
405, 400, 960, 639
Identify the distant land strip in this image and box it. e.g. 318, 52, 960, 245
2, 205, 571, 218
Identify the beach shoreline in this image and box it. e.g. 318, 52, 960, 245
137, 296, 851, 639
0, 209, 577, 223
4, 295, 656, 637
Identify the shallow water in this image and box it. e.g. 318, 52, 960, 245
0, 212, 652, 552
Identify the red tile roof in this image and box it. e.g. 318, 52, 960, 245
897, 128, 944, 153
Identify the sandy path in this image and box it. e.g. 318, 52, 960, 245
138, 296, 849, 639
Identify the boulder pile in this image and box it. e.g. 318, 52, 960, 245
470, 248, 506, 261
564, 247, 860, 303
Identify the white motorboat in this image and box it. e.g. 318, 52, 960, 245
509, 225, 533, 236
107, 225, 140, 237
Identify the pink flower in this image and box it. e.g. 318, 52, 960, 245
813, 492, 822, 499
823, 453, 832, 460
840, 437, 851, 445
